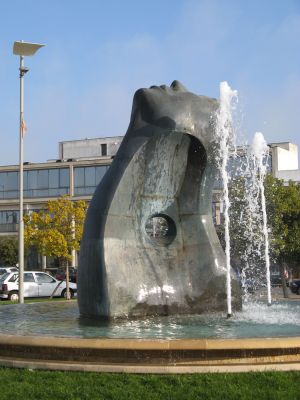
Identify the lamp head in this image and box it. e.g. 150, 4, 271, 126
13, 41, 45, 56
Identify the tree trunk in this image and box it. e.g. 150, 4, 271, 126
42, 255, 47, 271
65, 263, 71, 300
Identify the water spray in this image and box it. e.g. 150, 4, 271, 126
215, 81, 238, 318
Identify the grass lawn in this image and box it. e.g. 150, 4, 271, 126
0, 368, 299, 400
0, 298, 75, 305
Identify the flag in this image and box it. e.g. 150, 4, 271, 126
21, 117, 27, 138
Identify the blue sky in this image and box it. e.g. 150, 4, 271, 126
0, 0, 299, 165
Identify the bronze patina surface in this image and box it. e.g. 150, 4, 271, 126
78, 81, 241, 318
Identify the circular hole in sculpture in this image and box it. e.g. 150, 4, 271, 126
145, 214, 176, 245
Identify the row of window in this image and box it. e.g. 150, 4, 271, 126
0, 210, 19, 232
0, 165, 109, 199
9, 272, 55, 284
74, 166, 109, 195
0, 202, 222, 233
0, 209, 43, 232
0, 210, 19, 225
0, 203, 222, 233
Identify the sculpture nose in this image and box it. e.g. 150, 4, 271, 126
170, 80, 187, 92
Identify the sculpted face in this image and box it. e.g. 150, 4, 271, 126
130, 80, 218, 143
78, 80, 242, 319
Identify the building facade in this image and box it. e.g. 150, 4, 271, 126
0, 136, 298, 268
0, 137, 122, 268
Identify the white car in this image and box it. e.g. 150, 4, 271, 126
0, 271, 77, 301
0, 267, 18, 276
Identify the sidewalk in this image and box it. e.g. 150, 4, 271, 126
253, 286, 300, 301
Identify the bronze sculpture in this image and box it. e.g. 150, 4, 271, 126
78, 81, 241, 318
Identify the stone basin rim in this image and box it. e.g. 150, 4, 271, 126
1, 334, 300, 373
1, 334, 300, 350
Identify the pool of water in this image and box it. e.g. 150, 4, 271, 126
0, 300, 299, 339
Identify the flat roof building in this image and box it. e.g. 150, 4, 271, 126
270, 142, 300, 182
57, 136, 123, 161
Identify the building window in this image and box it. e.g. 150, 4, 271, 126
74, 165, 109, 196
0, 168, 70, 199
24, 168, 69, 198
0, 171, 18, 199
49, 169, 59, 189
101, 144, 107, 156
0, 208, 41, 233
0, 210, 19, 232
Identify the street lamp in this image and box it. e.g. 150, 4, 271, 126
13, 41, 45, 304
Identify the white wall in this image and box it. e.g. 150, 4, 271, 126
272, 143, 298, 172
271, 142, 300, 183
59, 137, 123, 160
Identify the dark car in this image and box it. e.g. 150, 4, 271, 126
290, 280, 300, 295
270, 275, 282, 286
55, 267, 77, 283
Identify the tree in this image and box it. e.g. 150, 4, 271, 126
0, 236, 18, 266
216, 176, 266, 293
265, 175, 300, 274
24, 196, 87, 266
223, 174, 300, 297
24, 196, 87, 299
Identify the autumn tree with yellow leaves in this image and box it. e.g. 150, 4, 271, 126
24, 196, 87, 266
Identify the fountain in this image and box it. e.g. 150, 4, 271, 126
77, 79, 241, 318
231, 131, 272, 303
248, 132, 272, 305
0, 81, 299, 373
214, 81, 238, 317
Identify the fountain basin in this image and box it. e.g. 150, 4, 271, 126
0, 334, 299, 373
0, 301, 299, 372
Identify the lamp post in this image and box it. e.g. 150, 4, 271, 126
13, 41, 45, 304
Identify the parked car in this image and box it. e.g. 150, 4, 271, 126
270, 274, 282, 286
0, 267, 18, 276
0, 271, 77, 301
240, 277, 266, 294
290, 279, 300, 295
55, 267, 77, 283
